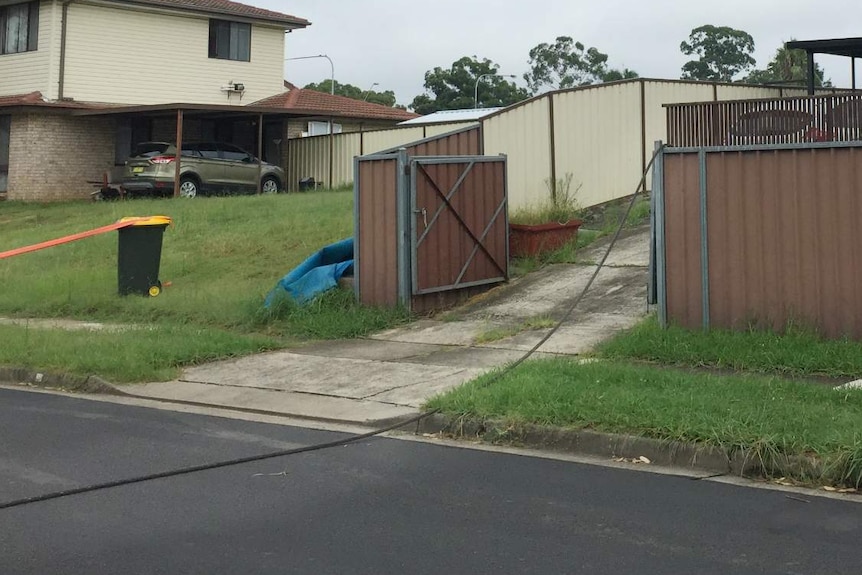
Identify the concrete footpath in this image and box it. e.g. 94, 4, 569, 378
120, 227, 651, 425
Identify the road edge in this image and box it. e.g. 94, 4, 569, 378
0, 367, 128, 396
416, 413, 828, 481
0, 366, 836, 486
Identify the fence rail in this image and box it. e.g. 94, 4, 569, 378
666, 94, 862, 147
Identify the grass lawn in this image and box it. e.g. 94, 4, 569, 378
599, 316, 862, 380
427, 359, 862, 487
0, 191, 409, 381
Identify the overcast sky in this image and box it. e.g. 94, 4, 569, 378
266, 0, 859, 106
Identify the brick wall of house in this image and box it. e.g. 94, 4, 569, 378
286, 120, 305, 139
7, 112, 115, 201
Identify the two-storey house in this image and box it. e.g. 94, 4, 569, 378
0, 0, 415, 200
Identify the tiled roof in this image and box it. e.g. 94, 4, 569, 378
255, 86, 419, 122
121, 0, 309, 27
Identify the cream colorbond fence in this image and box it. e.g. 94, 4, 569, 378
285, 122, 475, 190
286, 79, 836, 203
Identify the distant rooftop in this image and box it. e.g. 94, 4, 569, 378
399, 107, 503, 126
253, 84, 419, 122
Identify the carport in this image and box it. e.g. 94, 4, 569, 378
73, 103, 344, 196
786, 37, 862, 94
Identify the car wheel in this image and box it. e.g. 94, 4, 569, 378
261, 176, 280, 194
179, 177, 199, 198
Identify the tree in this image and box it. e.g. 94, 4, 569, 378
303, 80, 397, 107
680, 25, 755, 82
410, 56, 529, 114
524, 36, 638, 94
745, 42, 832, 87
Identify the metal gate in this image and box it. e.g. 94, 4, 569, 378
410, 157, 508, 295
354, 150, 508, 312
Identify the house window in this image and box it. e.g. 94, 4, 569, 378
0, 1, 39, 55
306, 121, 342, 136
208, 19, 250, 62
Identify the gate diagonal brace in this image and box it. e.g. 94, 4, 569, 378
454, 198, 507, 286
416, 161, 476, 247
416, 163, 507, 279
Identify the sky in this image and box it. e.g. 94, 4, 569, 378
265, 0, 860, 106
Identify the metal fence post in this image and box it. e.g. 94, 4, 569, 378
395, 148, 412, 309
653, 141, 667, 328
699, 150, 710, 330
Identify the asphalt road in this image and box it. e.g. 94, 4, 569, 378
1, 388, 860, 575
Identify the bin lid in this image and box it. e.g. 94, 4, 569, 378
119, 216, 172, 227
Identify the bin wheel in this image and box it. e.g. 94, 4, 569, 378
148, 282, 162, 297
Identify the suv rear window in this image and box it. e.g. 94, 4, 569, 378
132, 143, 171, 158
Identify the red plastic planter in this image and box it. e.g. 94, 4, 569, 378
509, 220, 583, 258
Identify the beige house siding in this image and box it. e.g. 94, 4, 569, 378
0, 0, 57, 98
7, 111, 114, 201
62, 2, 286, 104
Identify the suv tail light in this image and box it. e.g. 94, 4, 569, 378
149, 155, 175, 164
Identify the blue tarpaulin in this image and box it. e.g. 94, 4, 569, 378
264, 238, 354, 306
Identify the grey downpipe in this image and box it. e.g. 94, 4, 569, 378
58, 0, 75, 100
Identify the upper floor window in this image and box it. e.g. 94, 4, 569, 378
0, 1, 39, 55
208, 19, 250, 62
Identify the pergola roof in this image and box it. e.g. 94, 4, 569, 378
785, 37, 862, 94
786, 37, 862, 59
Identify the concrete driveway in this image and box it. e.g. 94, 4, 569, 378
125, 226, 651, 425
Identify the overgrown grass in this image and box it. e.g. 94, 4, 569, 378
0, 192, 410, 380
600, 316, 862, 380
581, 195, 651, 236
256, 289, 410, 340
509, 196, 651, 276
474, 315, 556, 344
0, 323, 279, 382
509, 173, 582, 226
427, 359, 862, 487
510, 239, 577, 276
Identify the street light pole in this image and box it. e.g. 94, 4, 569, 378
362, 82, 380, 101
474, 73, 517, 109
285, 54, 337, 187
285, 54, 335, 94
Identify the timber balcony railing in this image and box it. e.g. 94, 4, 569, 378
665, 93, 862, 147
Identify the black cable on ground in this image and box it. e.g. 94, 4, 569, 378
0, 409, 438, 511
476, 144, 664, 388
2, 147, 664, 512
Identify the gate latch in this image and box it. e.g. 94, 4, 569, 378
414, 207, 428, 229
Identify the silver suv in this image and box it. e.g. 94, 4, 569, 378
122, 141, 285, 198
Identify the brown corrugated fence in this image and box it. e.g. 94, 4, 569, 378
660, 144, 862, 338
355, 127, 506, 313
356, 156, 400, 308
411, 160, 507, 306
